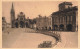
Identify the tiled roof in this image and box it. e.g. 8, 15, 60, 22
51, 6, 78, 15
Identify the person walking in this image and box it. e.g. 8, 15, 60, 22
8, 31, 9, 34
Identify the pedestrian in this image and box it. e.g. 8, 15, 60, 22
8, 31, 9, 34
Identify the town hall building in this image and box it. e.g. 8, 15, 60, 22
51, 2, 78, 32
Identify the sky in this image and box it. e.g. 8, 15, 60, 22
2, 1, 78, 23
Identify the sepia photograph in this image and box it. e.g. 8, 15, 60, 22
2, 1, 78, 48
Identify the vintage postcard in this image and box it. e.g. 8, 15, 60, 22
1, 0, 79, 48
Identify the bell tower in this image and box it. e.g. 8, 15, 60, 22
11, 3, 15, 28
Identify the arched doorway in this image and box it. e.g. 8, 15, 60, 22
20, 21, 24, 28
42, 27, 44, 30
59, 24, 64, 31
53, 25, 58, 31
49, 27, 51, 31
15, 22, 18, 28
25, 22, 28, 28
66, 24, 72, 31
45, 27, 47, 30
36, 27, 38, 30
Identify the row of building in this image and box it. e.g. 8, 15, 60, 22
35, 2, 78, 32
3, 2, 78, 32
2, 17, 11, 31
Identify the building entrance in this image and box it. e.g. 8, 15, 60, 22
20, 21, 24, 28
66, 24, 72, 31
59, 24, 64, 31
54, 25, 58, 31
25, 22, 28, 28
15, 22, 18, 28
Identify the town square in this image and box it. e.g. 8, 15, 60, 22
2, 1, 78, 48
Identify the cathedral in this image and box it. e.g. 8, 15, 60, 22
11, 3, 30, 28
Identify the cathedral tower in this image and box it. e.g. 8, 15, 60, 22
11, 3, 15, 28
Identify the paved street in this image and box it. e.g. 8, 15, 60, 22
2, 28, 56, 48
54, 31, 78, 48
2, 28, 78, 48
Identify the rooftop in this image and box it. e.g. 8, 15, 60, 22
51, 6, 78, 15
59, 2, 73, 7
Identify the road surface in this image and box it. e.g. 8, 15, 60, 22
2, 28, 78, 48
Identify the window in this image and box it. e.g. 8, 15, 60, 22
68, 6, 70, 8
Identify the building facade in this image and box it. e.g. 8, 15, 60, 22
51, 2, 78, 32
2, 17, 7, 31
36, 15, 52, 31
11, 3, 30, 28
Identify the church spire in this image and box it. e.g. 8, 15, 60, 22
11, 2, 15, 13
11, 2, 15, 28
12, 2, 14, 9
